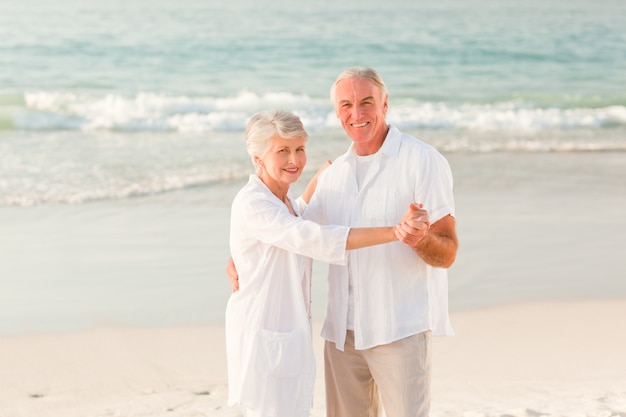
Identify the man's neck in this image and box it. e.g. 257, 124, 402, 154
353, 125, 390, 156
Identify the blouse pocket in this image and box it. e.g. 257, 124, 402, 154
255, 328, 303, 378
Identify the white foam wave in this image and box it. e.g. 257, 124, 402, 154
388, 101, 626, 131
13, 91, 626, 133
17, 91, 326, 132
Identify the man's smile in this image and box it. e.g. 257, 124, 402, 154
351, 122, 369, 128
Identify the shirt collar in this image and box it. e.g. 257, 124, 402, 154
346, 124, 401, 161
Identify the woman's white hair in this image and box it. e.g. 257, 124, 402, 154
245, 109, 308, 173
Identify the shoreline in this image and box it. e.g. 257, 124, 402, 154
2, 150, 626, 335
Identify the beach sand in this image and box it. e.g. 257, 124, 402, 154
1, 150, 625, 416
1, 301, 625, 417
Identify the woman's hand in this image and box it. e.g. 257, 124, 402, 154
395, 203, 430, 247
226, 257, 239, 292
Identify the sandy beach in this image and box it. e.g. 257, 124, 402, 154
2, 300, 625, 417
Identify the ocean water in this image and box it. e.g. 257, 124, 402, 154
1, 0, 626, 334
2, 0, 625, 206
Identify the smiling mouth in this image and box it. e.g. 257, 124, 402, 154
351, 122, 369, 128
284, 168, 299, 174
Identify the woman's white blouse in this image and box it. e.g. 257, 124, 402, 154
226, 175, 349, 417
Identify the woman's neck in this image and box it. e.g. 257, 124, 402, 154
259, 173, 289, 204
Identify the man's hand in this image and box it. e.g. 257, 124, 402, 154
396, 203, 458, 268
395, 203, 430, 247
226, 257, 239, 292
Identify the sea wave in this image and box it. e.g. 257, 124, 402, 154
9, 91, 326, 132
2, 136, 626, 208
390, 102, 626, 131
2, 133, 625, 208
2, 91, 626, 133
2, 90, 626, 207
0, 169, 251, 207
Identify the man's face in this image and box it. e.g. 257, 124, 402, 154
334, 77, 389, 155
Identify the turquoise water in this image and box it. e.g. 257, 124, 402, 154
2, 0, 625, 101
1, 0, 625, 206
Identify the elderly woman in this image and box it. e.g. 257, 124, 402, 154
226, 110, 407, 417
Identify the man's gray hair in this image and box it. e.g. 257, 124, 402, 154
330, 66, 388, 106
245, 109, 309, 173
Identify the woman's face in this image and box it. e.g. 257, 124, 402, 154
258, 134, 307, 192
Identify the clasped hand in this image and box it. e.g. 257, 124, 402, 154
395, 203, 430, 247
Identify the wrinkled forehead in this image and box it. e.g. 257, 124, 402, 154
334, 77, 384, 102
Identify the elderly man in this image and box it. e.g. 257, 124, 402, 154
229, 66, 458, 417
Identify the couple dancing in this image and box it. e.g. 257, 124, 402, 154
225, 66, 458, 417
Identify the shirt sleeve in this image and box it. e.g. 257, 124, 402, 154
241, 191, 349, 265
416, 149, 455, 224
301, 169, 328, 225
294, 195, 308, 214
